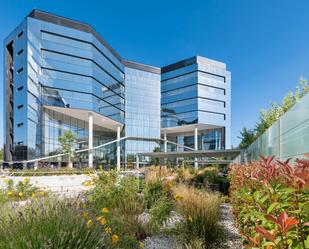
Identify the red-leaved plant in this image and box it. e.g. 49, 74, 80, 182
229, 155, 309, 249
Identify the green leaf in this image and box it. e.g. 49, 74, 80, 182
260, 195, 269, 203
267, 202, 278, 214
264, 241, 275, 246
253, 190, 260, 201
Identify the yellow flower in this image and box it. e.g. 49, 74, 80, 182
82, 180, 93, 187
38, 191, 45, 196
105, 227, 112, 233
82, 212, 89, 219
188, 215, 193, 222
112, 234, 119, 244
32, 193, 36, 198
97, 215, 103, 221
7, 191, 13, 197
139, 242, 145, 248
86, 219, 93, 228
22, 178, 30, 185
174, 194, 183, 201
102, 207, 109, 214
100, 217, 107, 225
18, 192, 24, 198
166, 181, 173, 188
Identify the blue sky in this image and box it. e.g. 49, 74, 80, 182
1, 0, 309, 148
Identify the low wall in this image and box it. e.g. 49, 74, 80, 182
0, 175, 92, 196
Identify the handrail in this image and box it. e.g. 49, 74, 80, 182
1, 136, 194, 165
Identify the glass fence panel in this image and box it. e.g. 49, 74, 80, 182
244, 92, 309, 162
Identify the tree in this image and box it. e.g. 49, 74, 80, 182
247, 76, 309, 140
238, 128, 256, 149
0, 148, 3, 161
151, 146, 161, 166
59, 130, 76, 168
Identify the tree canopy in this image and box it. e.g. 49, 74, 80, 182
59, 130, 76, 168
239, 77, 309, 149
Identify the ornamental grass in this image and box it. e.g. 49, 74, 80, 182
0, 198, 106, 249
172, 183, 223, 246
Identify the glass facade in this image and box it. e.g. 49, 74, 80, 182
167, 128, 225, 151
161, 56, 231, 150
3, 10, 231, 165
124, 65, 161, 160
43, 109, 116, 166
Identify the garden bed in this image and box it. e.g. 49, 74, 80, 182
0, 167, 231, 249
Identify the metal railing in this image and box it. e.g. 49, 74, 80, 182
1, 136, 195, 166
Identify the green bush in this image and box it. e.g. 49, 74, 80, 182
86, 172, 144, 247
148, 196, 174, 232
143, 179, 170, 209
2, 178, 45, 201
0, 198, 106, 249
229, 156, 309, 248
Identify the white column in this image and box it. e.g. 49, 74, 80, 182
136, 154, 139, 170
117, 125, 121, 171
194, 126, 198, 169
88, 112, 93, 168
164, 131, 167, 153
164, 130, 167, 165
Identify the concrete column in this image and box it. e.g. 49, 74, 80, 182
88, 112, 93, 168
164, 130, 167, 165
194, 126, 198, 169
164, 130, 167, 153
117, 125, 121, 171
136, 154, 139, 170
34, 161, 38, 170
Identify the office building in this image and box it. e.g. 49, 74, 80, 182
3, 10, 231, 168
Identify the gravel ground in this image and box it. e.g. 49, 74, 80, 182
144, 235, 176, 249
219, 203, 243, 249
143, 203, 243, 249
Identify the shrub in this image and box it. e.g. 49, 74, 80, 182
143, 179, 170, 209
2, 178, 46, 201
229, 156, 309, 248
0, 198, 107, 249
148, 196, 174, 232
172, 184, 222, 246
86, 171, 144, 247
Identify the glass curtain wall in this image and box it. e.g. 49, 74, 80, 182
125, 66, 161, 162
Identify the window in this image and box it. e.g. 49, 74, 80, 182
17, 104, 24, 109
17, 49, 24, 56
17, 31, 23, 39
17, 86, 24, 91
17, 123, 24, 127
17, 67, 23, 74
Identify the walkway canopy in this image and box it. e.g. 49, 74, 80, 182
137, 149, 242, 166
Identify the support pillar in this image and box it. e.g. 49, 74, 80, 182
88, 112, 93, 168
136, 154, 139, 170
164, 130, 167, 165
194, 125, 198, 170
164, 131, 167, 153
117, 125, 121, 171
